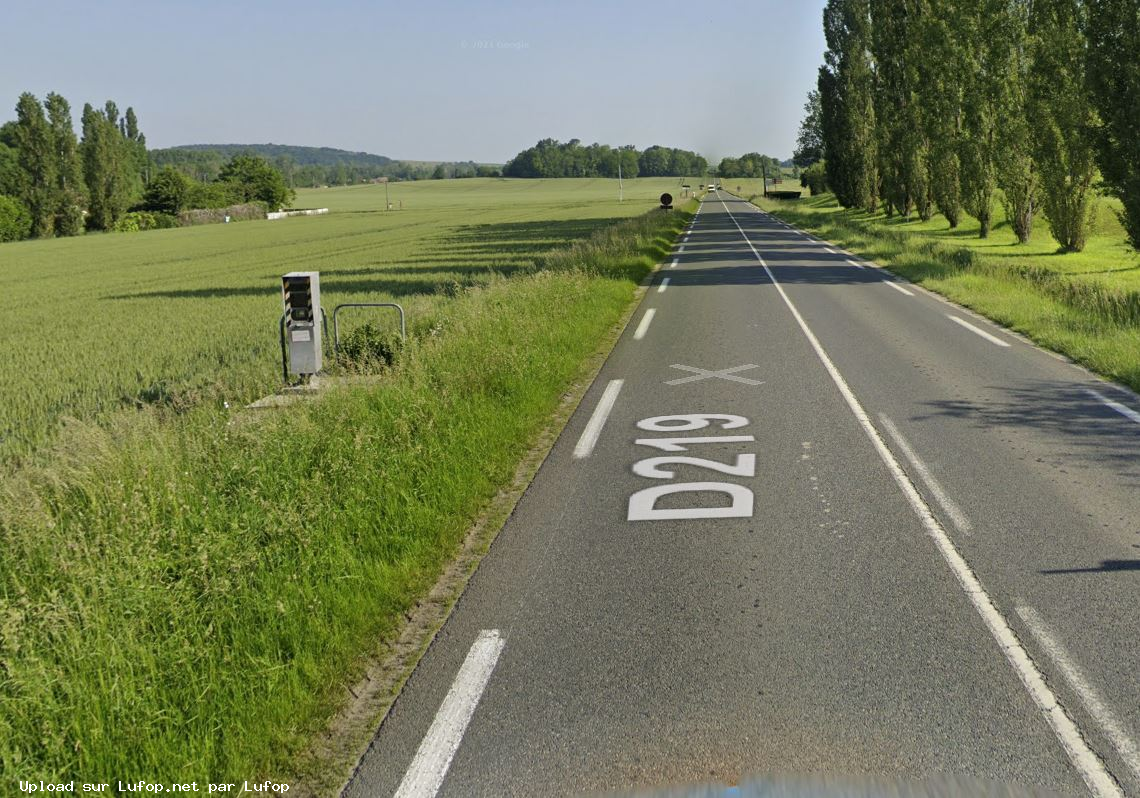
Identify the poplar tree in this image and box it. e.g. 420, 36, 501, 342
81, 103, 112, 229
793, 90, 824, 167
996, 0, 1038, 245
81, 101, 136, 229
957, 0, 1012, 238
1029, 0, 1098, 251
12, 92, 56, 237
124, 106, 149, 184
871, 0, 930, 220
44, 93, 85, 236
820, 0, 878, 212
915, 0, 964, 228
1086, 0, 1140, 250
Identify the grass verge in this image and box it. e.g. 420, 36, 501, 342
753, 194, 1140, 393
0, 204, 692, 783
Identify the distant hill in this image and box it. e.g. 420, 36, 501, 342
152, 143, 392, 168
150, 144, 498, 185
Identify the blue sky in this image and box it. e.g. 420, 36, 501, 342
1, 0, 828, 163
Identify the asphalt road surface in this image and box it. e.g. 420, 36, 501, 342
344, 192, 1140, 798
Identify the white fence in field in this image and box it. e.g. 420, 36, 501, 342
267, 208, 329, 220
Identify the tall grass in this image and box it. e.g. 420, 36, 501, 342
0, 205, 691, 781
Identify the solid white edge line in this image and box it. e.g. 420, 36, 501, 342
846, 258, 866, 270
658, 277, 670, 294
883, 280, 915, 297
1086, 388, 1140, 426
573, 378, 624, 459
633, 308, 656, 341
394, 629, 506, 798
717, 197, 1123, 798
947, 314, 1011, 347
1018, 606, 1140, 785
879, 414, 973, 534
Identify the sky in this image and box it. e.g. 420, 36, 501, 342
1, 0, 828, 164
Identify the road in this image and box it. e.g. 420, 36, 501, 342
343, 193, 1140, 797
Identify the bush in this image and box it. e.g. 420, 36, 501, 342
111, 211, 179, 233
143, 167, 194, 214
801, 161, 828, 196
186, 181, 245, 210
0, 194, 32, 242
335, 322, 404, 372
216, 154, 294, 210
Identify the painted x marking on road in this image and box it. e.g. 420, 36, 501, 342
666, 364, 765, 386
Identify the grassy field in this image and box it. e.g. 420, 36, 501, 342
754, 191, 1140, 391
0, 177, 693, 783
0, 176, 692, 464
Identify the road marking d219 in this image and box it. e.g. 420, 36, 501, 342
633, 453, 756, 479
628, 413, 755, 521
628, 482, 753, 521
634, 435, 754, 452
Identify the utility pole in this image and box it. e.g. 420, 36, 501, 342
618, 157, 623, 203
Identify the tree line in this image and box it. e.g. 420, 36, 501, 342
801, 0, 1140, 252
0, 92, 297, 242
716, 153, 783, 179
151, 144, 502, 187
503, 139, 708, 179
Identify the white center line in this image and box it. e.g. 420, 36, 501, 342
658, 277, 670, 294
1085, 388, 1140, 425
947, 314, 1011, 347
394, 629, 506, 798
633, 308, 656, 341
846, 259, 866, 270
1018, 606, 1140, 785
879, 414, 972, 534
883, 280, 914, 297
716, 197, 1122, 798
573, 378, 624, 459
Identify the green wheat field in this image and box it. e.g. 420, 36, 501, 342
0, 176, 693, 464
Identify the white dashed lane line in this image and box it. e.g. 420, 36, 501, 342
573, 379, 624, 459
1018, 606, 1140, 786
1085, 388, 1140, 426
947, 314, 1011, 348
882, 280, 914, 297
633, 308, 656, 341
393, 630, 506, 798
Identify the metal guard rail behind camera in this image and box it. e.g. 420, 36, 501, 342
278, 303, 407, 383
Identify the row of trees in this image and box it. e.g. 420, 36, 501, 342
503, 139, 708, 179
0, 92, 300, 241
716, 152, 783, 179
806, 0, 1140, 252
0, 93, 145, 239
